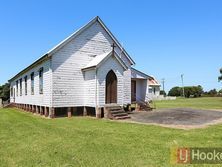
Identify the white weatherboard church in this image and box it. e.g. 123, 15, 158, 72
9, 16, 160, 118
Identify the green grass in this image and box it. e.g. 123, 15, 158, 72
1, 108, 222, 166
154, 97, 222, 110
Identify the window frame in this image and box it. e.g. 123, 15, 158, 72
16, 80, 18, 96
39, 67, 44, 94
10, 87, 13, 97
24, 75, 28, 95
19, 78, 22, 96
31, 72, 34, 95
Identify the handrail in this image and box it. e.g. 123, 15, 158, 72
132, 95, 156, 109
133, 95, 156, 109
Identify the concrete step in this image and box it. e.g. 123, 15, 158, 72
112, 112, 128, 117
113, 115, 131, 120
104, 104, 121, 108
110, 109, 125, 114
104, 104, 130, 120
107, 107, 122, 111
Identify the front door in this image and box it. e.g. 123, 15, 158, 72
106, 70, 117, 104
131, 80, 136, 102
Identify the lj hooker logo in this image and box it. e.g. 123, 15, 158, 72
171, 147, 222, 164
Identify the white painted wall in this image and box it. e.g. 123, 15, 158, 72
51, 21, 131, 107
123, 69, 131, 104
146, 86, 160, 100
9, 20, 133, 108
84, 70, 96, 107
97, 55, 125, 106
10, 59, 52, 107
134, 79, 147, 102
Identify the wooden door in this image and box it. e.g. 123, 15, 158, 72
106, 70, 117, 104
131, 80, 136, 102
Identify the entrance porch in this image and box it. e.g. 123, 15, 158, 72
131, 78, 148, 103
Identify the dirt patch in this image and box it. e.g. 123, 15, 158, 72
126, 108, 222, 130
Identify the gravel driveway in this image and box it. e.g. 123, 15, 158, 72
129, 108, 222, 129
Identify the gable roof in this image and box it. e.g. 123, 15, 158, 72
148, 77, 160, 86
9, 16, 135, 82
131, 67, 151, 79
82, 50, 128, 71
131, 67, 161, 86
46, 16, 135, 64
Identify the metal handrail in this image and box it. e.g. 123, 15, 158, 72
132, 95, 155, 109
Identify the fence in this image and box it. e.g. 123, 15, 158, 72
152, 95, 177, 101
0, 98, 2, 108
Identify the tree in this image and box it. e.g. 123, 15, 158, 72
0, 83, 10, 101
183, 87, 194, 98
208, 89, 217, 95
219, 68, 222, 82
168, 87, 181, 96
160, 90, 166, 96
183, 86, 203, 98
168, 85, 203, 97
204, 89, 218, 97
193, 85, 203, 97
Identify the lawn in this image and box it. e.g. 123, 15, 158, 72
1, 108, 222, 166
154, 97, 222, 110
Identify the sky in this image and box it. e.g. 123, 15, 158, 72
0, 0, 222, 92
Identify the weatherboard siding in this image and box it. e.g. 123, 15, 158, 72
97, 56, 125, 106
9, 19, 133, 108
146, 86, 160, 100
123, 69, 131, 104
135, 79, 147, 102
51, 21, 131, 107
84, 70, 96, 107
10, 59, 52, 106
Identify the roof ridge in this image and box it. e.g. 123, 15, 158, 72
9, 16, 134, 81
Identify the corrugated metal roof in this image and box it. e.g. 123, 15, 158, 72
148, 78, 160, 86
131, 67, 151, 79
131, 68, 160, 86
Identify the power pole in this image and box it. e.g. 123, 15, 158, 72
162, 78, 165, 96
181, 74, 185, 97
